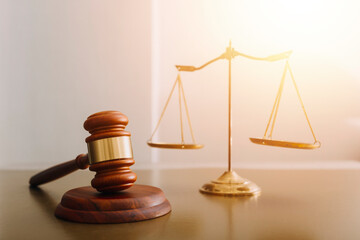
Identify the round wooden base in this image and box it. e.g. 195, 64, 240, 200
55, 185, 171, 223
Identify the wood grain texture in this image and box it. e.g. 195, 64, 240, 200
89, 159, 136, 192
55, 185, 171, 223
84, 111, 131, 143
29, 154, 89, 187
83, 111, 137, 193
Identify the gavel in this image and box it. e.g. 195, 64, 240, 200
30, 110, 171, 224
29, 111, 137, 193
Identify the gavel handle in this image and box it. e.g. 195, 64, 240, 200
29, 154, 89, 187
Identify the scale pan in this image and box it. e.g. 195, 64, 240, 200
249, 137, 320, 150
147, 141, 204, 149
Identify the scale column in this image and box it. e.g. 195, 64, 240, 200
228, 41, 232, 172
200, 41, 261, 196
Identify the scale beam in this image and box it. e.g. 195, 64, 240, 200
175, 49, 292, 72
233, 50, 292, 62
176, 54, 226, 72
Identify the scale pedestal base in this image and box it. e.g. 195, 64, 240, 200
55, 185, 171, 223
199, 171, 261, 196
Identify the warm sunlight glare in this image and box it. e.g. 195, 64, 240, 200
203, 0, 360, 56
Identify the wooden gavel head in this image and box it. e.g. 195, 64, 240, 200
84, 111, 137, 193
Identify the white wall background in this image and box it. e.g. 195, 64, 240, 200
151, 0, 360, 168
0, 0, 151, 169
1, 0, 360, 170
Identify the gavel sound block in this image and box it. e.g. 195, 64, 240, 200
29, 111, 171, 223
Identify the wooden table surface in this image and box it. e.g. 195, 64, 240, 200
1, 168, 360, 240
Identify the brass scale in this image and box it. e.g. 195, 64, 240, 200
148, 41, 320, 196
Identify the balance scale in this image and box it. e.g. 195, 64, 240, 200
147, 41, 320, 196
